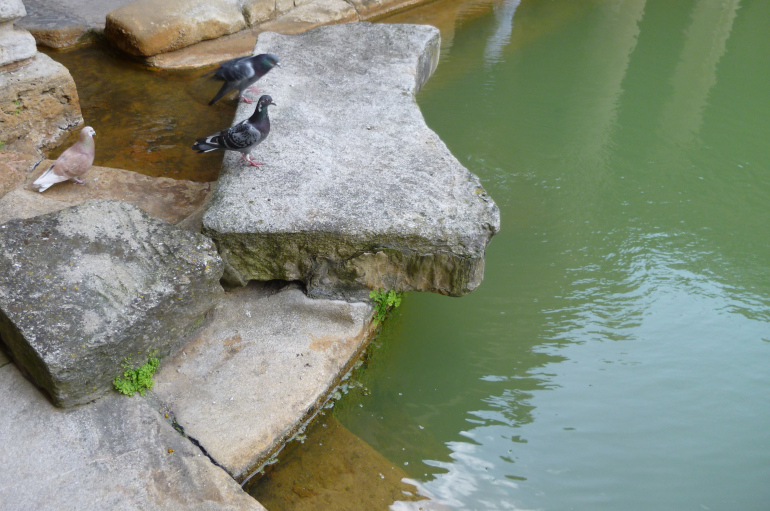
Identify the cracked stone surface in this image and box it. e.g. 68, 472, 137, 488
0, 362, 266, 510
151, 282, 374, 481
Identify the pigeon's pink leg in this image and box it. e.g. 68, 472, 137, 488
73, 178, 85, 184
245, 154, 264, 167
240, 86, 260, 103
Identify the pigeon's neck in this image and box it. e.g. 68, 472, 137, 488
79, 133, 94, 149
249, 105, 270, 123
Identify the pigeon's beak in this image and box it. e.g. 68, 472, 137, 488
276, 62, 282, 68
270, 100, 277, 107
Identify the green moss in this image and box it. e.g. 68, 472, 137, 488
113, 355, 160, 397
369, 289, 403, 325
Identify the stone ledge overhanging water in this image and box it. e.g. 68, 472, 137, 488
203, 23, 500, 299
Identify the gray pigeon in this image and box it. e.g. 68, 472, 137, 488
193, 95, 275, 167
32, 126, 96, 192
208, 53, 280, 106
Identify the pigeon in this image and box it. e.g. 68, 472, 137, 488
192, 95, 275, 167
32, 126, 96, 192
208, 53, 280, 106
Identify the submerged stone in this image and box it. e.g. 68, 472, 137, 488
202, 23, 500, 299
0, 200, 224, 407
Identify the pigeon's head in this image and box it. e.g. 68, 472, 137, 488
82, 126, 96, 138
260, 53, 280, 69
256, 95, 276, 113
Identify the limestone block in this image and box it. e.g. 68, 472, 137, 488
260, 0, 359, 34
0, 0, 26, 21
0, 53, 83, 155
276, 0, 294, 15
241, 0, 276, 26
152, 283, 374, 480
0, 23, 37, 66
0, 163, 214, 226
105, 0, 247, 57
0, 200, 225, 407
202, 24, 499, 299
347, 0, 426, 19
0, 364, 265, 510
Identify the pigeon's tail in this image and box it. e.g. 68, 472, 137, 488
208, 83, 234, 106
192, 136, 223, 153
31, 166, 64, 193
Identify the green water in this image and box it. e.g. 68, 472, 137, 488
327, 0, 770, 509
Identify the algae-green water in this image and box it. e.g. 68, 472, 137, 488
255, 0, 770, 509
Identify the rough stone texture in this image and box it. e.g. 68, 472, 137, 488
259, 0, 359, 35
241, 0, 275, 26
0, 23, 37, 67
15, 0, 136, 48
0, 162, 213, 226
0, 200, 224, 407
0, 362, 266, 511
348, 0, 425, 20
0, 52, 83, 155
203, 23, 500, 299
0, 0, 36, 67
151, 282, 374, 481
0, 151, 38, 199
105, 0, 247, 57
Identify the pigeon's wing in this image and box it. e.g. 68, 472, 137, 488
53, 145, 93, 179
216, 58, 256, 85
221, 120, 262, 151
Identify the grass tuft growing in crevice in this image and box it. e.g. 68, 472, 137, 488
113, 355, 160, 396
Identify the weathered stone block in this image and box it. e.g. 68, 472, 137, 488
0, 23, 37, 66
241, 0, 276, 26
0, 163, 213, 226
347, 0, 425, 19
261, 0, 359, 33
0, 200, 224, 407
202, 23, 500, 299
153, 283, 374, 480
105, 0, 247, 57
0, 0, 26, 21
0, 52, 83, 155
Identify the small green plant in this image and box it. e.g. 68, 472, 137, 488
369, 289, 403, 325
13, 100, 21, 115
113, 355, 160, 396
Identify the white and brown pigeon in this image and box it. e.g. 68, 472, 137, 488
208, 53, 280, 106
192, 95, 275, 167
32, 126, 96, 192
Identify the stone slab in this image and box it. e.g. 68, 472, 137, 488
202, 23, 500, 299
151, 282, 374, 481
105, 0, 247, 57
0, 200, 224, 407
0, 52, 83, 155
0, 162, 213, 226
0, 22, 37, 66
0, 362, 265, 510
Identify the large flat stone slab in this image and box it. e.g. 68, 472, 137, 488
203, 23, 500, 299
0, 200, 224, 407
152, 282, 374, 481
0, 162, 213, 226
0, 362, 265, 510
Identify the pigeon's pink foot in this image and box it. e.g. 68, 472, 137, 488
74, 178, 85, 184
246, 86, 260, 93
245, 155, 264, 167
240, 96, 256, 104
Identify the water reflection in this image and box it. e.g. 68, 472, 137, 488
331, 0, 770, 509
